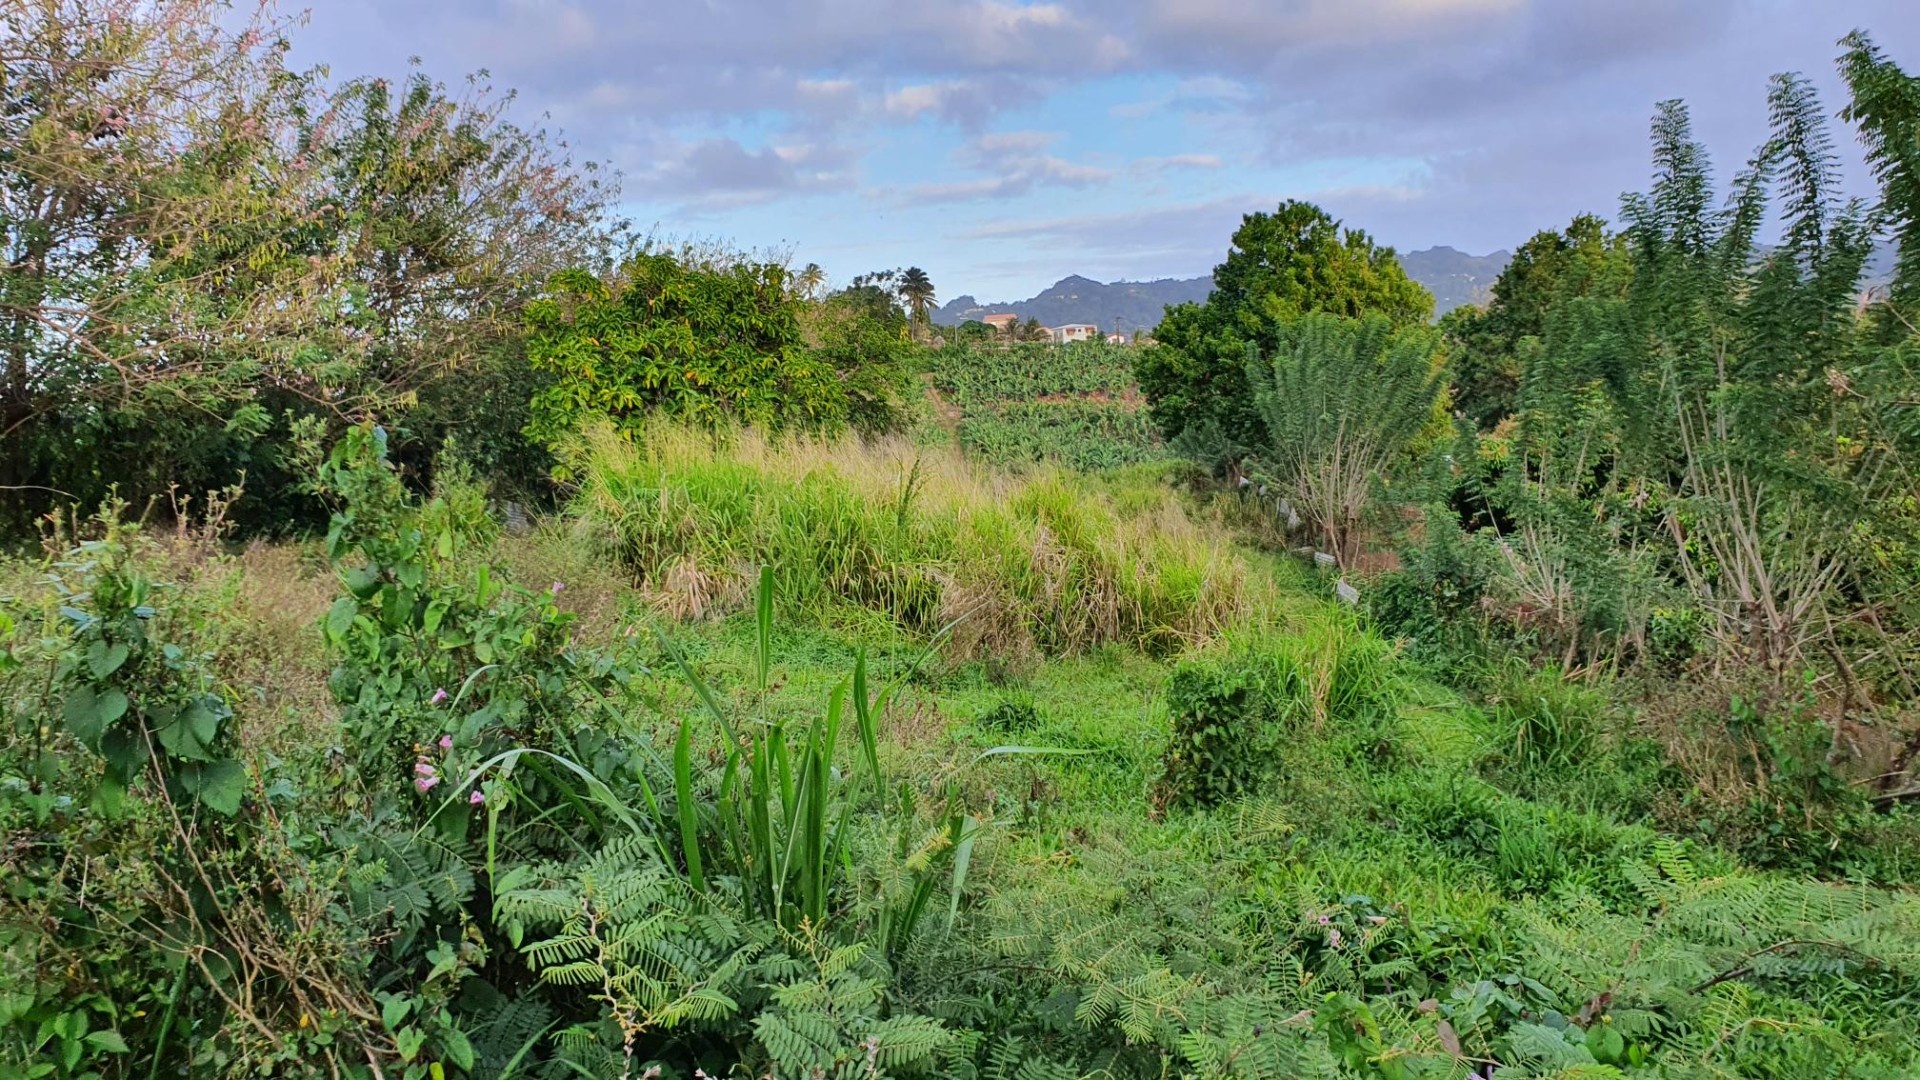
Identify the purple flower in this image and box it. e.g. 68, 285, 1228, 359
550, 581, 564, 596
415, 774, 440, 793
469, 790, 485, 806
414, 761, 437, 777
438, 734, 452, 751
430, 688, 448, 705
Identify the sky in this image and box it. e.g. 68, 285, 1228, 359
288, 0, 1920, 302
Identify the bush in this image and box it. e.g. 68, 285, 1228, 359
1154, 651, 1288, 809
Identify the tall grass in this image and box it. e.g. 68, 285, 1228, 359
568, 423, 1261, 659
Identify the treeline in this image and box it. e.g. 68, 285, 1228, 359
1, 1, 919, 536
1138, 34, 1920, 718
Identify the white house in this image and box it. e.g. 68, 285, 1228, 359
1049, 323, 1099, 343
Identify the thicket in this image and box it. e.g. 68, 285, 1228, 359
6, 6, 1920, 1079
526, 252, 914, 453
10, 441, 1918, 1077
0, 2, 917, 538
1373, 38, 1920, 700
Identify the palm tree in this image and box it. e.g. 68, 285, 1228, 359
796, 262, 826, 300
898, 267, 935, 339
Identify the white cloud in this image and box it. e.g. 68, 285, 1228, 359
1134, 153, 1225, 172
891, 129, 1114, 204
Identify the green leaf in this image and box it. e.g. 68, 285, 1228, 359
441, 1028, 475, 1072
326, 597, 358, 640
343, 564, 382, 600
191, 760, 248, 815
154, 705, 212, 762
185, 700, 222, 747
396, 1026, 426, 1063
83, 1030, 129, 1054
86, 641, 130, 679
99, 726, 146, 779
382, 995, 412, 1032
63, 686, 129, 745
967, 745, 1098, 767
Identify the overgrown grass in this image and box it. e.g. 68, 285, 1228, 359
567, 423, 1258, 663
6, 440, 1920, 1078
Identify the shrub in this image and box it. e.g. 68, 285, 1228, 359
1154, 650, 1289, 809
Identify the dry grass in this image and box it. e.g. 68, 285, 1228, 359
205, 541, 337, 752
492, 522, 636, 650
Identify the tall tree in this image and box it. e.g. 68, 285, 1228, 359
897, 266, 935, 339
1136, 200, 1433, 456
795, 262, 827, 300
1441, 214, 1632, 427
0, 0, 342, 514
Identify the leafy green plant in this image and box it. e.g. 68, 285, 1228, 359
37, 509, 245, 816
1155, 650, 1290, 810
313, 425, 625, 792
1247, 314, 1444, 570
957, 402, 1166, 472
525, 250, 852, 453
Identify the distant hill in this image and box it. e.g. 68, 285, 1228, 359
934, 275, 1213, 336
936, 246, 1514, 334
1397, 246, 1510, 315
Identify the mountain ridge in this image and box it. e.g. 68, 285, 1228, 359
933, 245, 1514, 333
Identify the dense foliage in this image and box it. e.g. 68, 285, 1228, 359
526, 254, 836, 447
7, 431, 1918, 1078
1, 1, 623, 529
1137, 201, 1434, 454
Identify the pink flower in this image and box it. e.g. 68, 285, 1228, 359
414, 761, 437, 777
550, 581, 564, 596
1328, 927, 1343, 948
415, 775, 440, 793
469, 790, 485, 806
438, 735, 452, 751
430, 688, 448, 705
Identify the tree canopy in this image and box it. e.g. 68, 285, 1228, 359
1136, 200, 1433, 454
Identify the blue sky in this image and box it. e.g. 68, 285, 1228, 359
290, 0, 1919, 301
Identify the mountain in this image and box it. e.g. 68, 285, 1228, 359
934, 275, 1213, 335
1397, 246, 1511, 315
936, 247, 1513, 334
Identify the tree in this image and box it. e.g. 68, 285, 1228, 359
1441, 215, 1631, 427
309, 68, 625, 496
1840, 30, 1920, 330
0, 0, 341, 521
526, 250, 844, 449
1249, 314, 1444, 568
803, 285, 914, 436
1136, 200, 1433, 456
897, 267, 935, 339
0, 2, 623, 529
1493, 72, 1887, 672
795, 262, 826, 300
